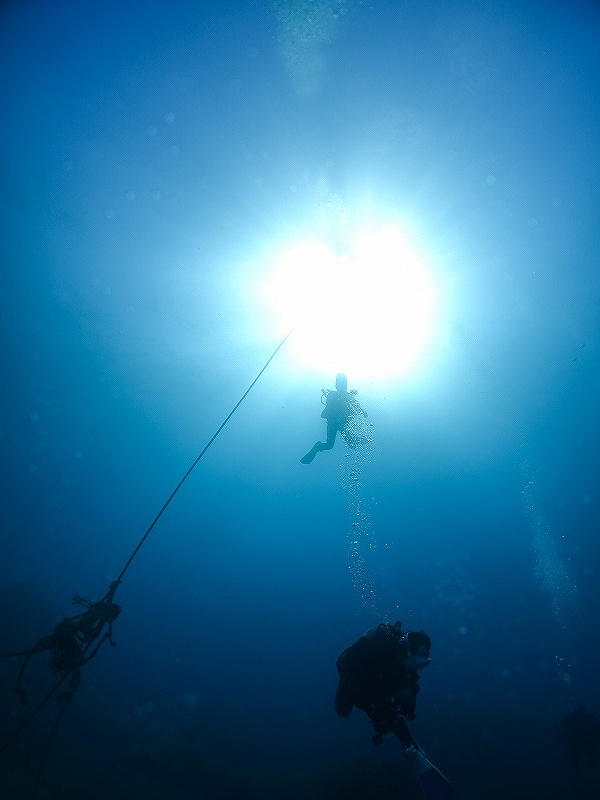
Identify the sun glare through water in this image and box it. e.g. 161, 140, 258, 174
261, 223, 439, 382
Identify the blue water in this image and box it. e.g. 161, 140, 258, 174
1, 1, 600, 798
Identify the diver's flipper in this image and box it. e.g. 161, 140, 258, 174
413, 747, 459, 800
300, 445, 319, 464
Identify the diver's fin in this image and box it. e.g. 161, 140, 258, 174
413, 747, 459, 800
300, 447, 317, 464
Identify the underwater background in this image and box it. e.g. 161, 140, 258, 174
1, 1, 600, 798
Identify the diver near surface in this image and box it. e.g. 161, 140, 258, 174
558, 705, 600, 768
335, 621, 459, 799
300, 373, 367, 464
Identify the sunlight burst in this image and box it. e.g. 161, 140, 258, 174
262, 223, 439, 382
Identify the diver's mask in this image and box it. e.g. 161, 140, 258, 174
400, 633, 432, 671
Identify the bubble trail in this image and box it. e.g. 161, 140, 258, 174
340, 410, 380, 615
521, 463, 578, 691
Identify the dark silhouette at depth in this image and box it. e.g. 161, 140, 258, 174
335, 621, 460, 799
335, 620, 431, 749
558, 705, 600, 768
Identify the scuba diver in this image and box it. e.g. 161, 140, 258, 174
300, 373, 367, 464
558, 705, 600, 768
335, 621, 459, 800
11, 585, 121, 707
335, 620, 431, 750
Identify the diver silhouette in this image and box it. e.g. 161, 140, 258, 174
335, 621, 460, 799
300, 373, 367, 464
558, 705, 600, 768
335, 621, 431, 750
11, 584, 121, 707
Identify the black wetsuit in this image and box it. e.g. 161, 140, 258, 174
335, 623, 422, 747
558, 706, 600, 767
301, 389, 366, 463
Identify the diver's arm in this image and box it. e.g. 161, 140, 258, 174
391, 712, 417, 750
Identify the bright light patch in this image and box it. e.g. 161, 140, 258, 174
261, 223, 438, 381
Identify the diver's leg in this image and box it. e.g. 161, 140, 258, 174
300, 441, 325, 464
335, 680, 354, 717
320, 424, 338, 451
300, 425, 338, 463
